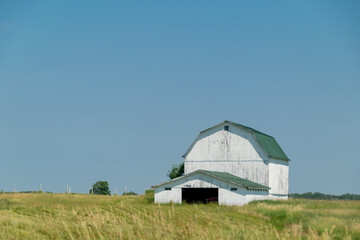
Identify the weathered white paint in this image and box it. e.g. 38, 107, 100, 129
185, 123, 268, 162
268, 158, 289, 198
246, 192, 272, 202
154, 187, 181, 204
218, 188, 247, 206
186, 161, 269, 187
185, 123, 270, 186
154, 172, 270, 206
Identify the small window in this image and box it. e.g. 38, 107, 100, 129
224, 126, 229, 131
230, 188, 237, 191
165, 187, 171, 191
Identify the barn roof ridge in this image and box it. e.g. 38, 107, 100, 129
200, 120, 273, 137
151, 169, 270, 190
183, 120, 290, 161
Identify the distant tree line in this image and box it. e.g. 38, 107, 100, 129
289, 192, 360, 200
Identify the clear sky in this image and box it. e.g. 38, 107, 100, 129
0, 1, 359, 195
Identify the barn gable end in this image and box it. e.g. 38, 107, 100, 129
183, 120, 289, 161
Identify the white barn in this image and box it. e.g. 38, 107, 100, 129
153, 120, 290, 206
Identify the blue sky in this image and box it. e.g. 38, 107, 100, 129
0, 1, 359, 195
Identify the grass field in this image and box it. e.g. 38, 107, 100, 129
0, 192, 359, 239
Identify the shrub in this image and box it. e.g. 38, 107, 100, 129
167, 162, 184, 179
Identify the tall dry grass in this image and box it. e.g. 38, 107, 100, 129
0, 192, 359, 239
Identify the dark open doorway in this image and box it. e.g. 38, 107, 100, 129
182, 188, 218, 204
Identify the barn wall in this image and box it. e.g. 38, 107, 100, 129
185, 123, 269, 186
185, 161, 269, 186
218, 188, 247, 206
268, 158, 289, 197
246, 191, 271, 202
219, 188, 270, 206
268, 194, 288, 200
154, 187, 181, 204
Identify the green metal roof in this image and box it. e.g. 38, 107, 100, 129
200, 170, 270, 189
229, 121, 290, 161
183, 120, 290, 161
152, 169, 270, 189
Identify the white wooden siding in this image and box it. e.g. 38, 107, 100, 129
268, 158, 289, 197
185, 123, 270, 186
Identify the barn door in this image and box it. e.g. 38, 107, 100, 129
182, 188, 218, 204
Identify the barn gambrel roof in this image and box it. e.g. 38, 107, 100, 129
183, 120, 290, 161
152, 169, 270, 190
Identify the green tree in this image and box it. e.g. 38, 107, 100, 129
90, 181, 111, 195
167, 162, 184, 179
